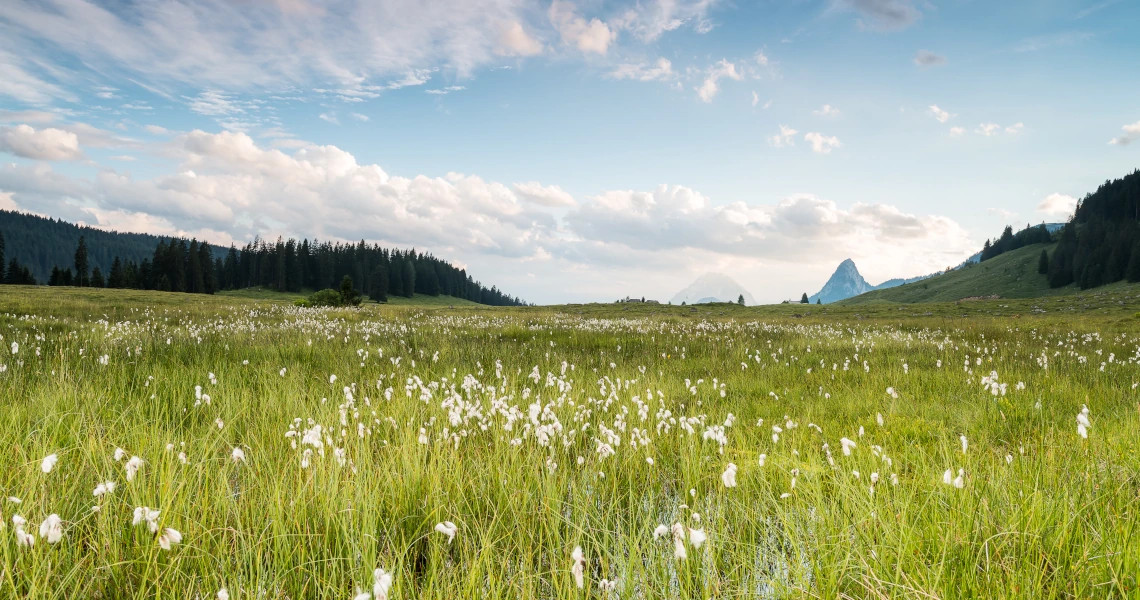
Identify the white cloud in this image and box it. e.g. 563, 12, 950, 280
804, 132, 841, 154
610, 58, 673, 82
496, 21, 543, 57
929, 105, 953, 123
913, 50, 946, 67
187, 90, 246, 116
0, 48, 73, 104
751, 91, 759, 107
768, 125, 797, 148
425, 86, 466, 95
2, 0, 550, 94
813, 104, 840, 117
697, 59, 741, 102
0, 124, 82, 160
1037, 193, 1077, 218
1108, 120, 1140, 146
350, 112, 369, 122
837, 0, 922, 31
1005, 122, 1024, 134
976, 122, 1000, 136
318, 112, 339, 125
549, 0, 615, 55
0, 129, 974, 304
949, 126, 965, 137
513, 181, 576, 207
612, 0, 718, 42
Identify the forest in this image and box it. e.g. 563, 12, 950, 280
0, 211, 525, 306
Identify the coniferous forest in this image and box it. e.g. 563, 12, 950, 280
1047, 169, 1140, 289
0, 211, 525, 306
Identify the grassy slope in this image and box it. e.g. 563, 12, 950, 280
841, 243, 1081, 304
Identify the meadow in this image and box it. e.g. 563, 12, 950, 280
1, 285, 1138, 599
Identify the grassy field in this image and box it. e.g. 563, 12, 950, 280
1, 285, 1138, 599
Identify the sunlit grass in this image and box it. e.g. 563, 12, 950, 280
0, 285, 1137, 599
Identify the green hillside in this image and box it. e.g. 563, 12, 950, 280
841, 243, 1085, 304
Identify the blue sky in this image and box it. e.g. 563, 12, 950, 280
1, 0, 1138, 304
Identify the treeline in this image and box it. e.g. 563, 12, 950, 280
1047, 169, 1140, 289
0, 232, 37, 285
980, 224, 1054, 261
0, 209, 185, 283
40, 235, 526, 306
221, 238, 524, 306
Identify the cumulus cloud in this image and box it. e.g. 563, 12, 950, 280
768, 125, 797, 148
914, 50, 946, 67
549, 1, 615, 55
1108, 120, 1140, 146
0, 124, 82, 160
0, 129, 975, 303
949, 126, 965, 137
837, 0, 921, 31
609, 58, 674, 82
697, 59, 741, 102
496, 21, 544, 57
804, 132, 841, 154
513, 182, 576, 207
564, 187, 972, 272
1037, 193, 1077, 218
929, 105, 953, 123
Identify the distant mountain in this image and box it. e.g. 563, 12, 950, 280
808, 259, 929, 304
672, 273, 755, 305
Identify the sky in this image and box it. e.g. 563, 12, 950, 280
1, 0, 1138, 304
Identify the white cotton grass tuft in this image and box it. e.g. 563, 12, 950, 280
13, 515, 34, 549
570, 545, 586, 589
943, 468, 965, 488
1077, 405, 1091, 439
840, 437, 856, 456
133, 506, 161, 533
434, 521, 458, 543
960, 435, 968, 454
157, 527, 182, 550
688, 527, 707, 549
113, 448, 127, 461
231, 447, 247, 463
93, 481, 116, 497
125, 456, 145, 482
720, 462, 738, 488
653, 524, 669, 539
671, 523, 687, 560
216, 589, 229, 600
39, 513, 63, 544
373, 567, 393, 600
41, 453, 58, 474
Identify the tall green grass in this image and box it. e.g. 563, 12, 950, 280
0, 286, 1137, 599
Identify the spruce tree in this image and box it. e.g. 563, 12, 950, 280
737, 294, 744, 306
91, 267, 105, 288
800, 293, 809, 304
1038, 249, 1049, 275
74, 236, 89, 286
369, 265, 389, 302
108, 257, 125, 288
